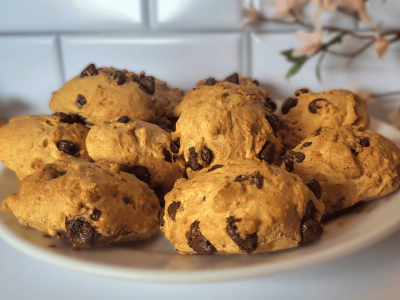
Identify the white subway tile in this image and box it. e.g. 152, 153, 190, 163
0, 36, 63, 121
0, 0, 146, 32
150, 0, 243, 31
250, 32, 400, 122
60, 34, 242, 90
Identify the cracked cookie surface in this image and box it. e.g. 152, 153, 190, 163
278, 89, 369, 150
1, 159, 160, 248
173, 74, 274, 117
50, 65, 183, 125
0, 114, 91, 179
86, 117, 186, 200
283, 126, 400, 216
172, 88, 283, 178
160, 159, 324, 254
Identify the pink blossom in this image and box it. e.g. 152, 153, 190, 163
242, 3, 267, 27
349, 85, 371, 106
271, 0, 306, 20
292, 24, 326, 57
310, 0, 374, 28
374, 25, 390, 58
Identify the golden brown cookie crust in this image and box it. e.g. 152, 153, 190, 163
1, 159, 160, 248
86, 118, 186, 195
0, 115, 91, 179
50, 66, 183, 125
278, 89, 369, 150
160, 159, 324, 254
173, 76, 272, 117
282, 126, 400, 216
172, 88, 283, 178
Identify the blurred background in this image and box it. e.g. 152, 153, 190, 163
0, 0, 399, 123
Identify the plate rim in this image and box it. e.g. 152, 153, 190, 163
1, 117, 400, 283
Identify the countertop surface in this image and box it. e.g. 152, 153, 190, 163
1, 228, 400, 300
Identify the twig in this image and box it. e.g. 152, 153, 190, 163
371, 91, 400, 98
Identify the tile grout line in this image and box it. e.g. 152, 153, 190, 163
55, 35, 66, 83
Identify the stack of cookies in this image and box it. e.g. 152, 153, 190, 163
1, 64, 399, 255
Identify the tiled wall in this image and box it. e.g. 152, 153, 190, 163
0, 0, 399, 123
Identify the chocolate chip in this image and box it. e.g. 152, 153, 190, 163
235, 175, 250, 182
308, 98, 327, 113
259, 142, 275, 164
359, 138, 370, 147
57, 140, 79, 157
281, 97, 298, 114
304, 178, 321, 200
284, 160, 294, 172
301, 142, 312, 148
90, 209, 101, 221
123, 197, 131, 205
154, 185, 166, 208
204, 77, 217, 86
139, 76, 156, 95
295, 88, 310, 96
314, 130, 321, 137
251, 174, 263, 189
113, 71, 126, 85
350, 148, 359, 156
52, 170, 66, 179
187, 221, 216, 254
157, 207, 165, 227
55, 112, 86, 125
252, 79, 259, 86
170, 141, 179, 154
187, 147, 203, 171
66, 219, 95, 249
301, 219, 323, 243
226, 217, 258, 253
117, 116, 130, 123
75, 94, 87, 109
265, 113, 280, 137
80, 64, 99, 78
125, 166, 150, 184
167, 201, 181, 221
224, 73, 239, 84
286, 150, 306, 162
207, 164, 224, 172
264, 97, 277, 113
163, 149, 172, 163
303, 200, 319, 221
172, 138, 180, 151
201, 147, 213, 165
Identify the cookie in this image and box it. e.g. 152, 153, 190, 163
154, 78, 184, 118
283, 126, 400, 216
0, 114, 91, 179
172, 73, 275, 117
1, 159, 160, 249
172, 88, 283, 178
86, 117, 186, 202
278, 89, 369, 150
159, 159, 325, 254
50, 64, 183, 125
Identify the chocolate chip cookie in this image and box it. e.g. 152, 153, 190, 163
172, 73, 275, 117
86, 117, 186, 201
159, 159, 325, 254
278, 89, 369, 150
283, 126, 400, 216
50, 64, 183, 125
1, 159, 160, 249
172, 88, 283, 178
0, 114, 91, 179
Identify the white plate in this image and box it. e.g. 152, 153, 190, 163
1, 118, 400, 283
